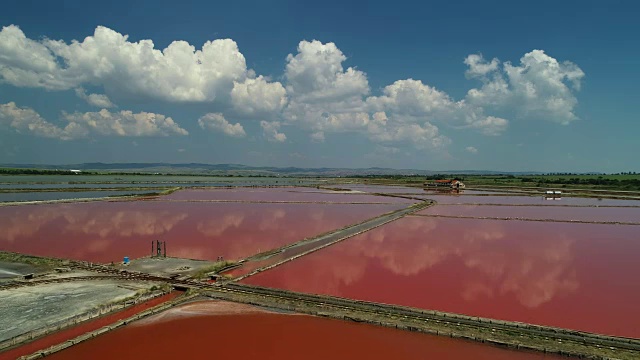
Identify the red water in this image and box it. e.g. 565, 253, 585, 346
245, 217, 640, 337
0, 201, 403, 263
226, 236, 339, 278
418, 204, 640, 222
0, 292, 180, 360
45, 301, 564, 360
419, 194, 640, 206
164, 187, 416, 203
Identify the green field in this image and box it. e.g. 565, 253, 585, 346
461, 174, 640, 191
3, 168, 640, 192
340, 173, 640, 192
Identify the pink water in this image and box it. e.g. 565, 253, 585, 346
340, 185, 510, 195
164, 187, 416, 203
0, 201, 403, 263
338, 185, 432, 194
418, 204, 640, 222
245, 216, 640, 337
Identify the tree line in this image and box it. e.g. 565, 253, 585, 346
524, 177, 640, 188
0, 168, 96, 175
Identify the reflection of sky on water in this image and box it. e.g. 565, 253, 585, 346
164, 187, 417, 203
417, 204, 640, 222
246, 217, 640, 337
0, 191, 152, 202
0, 201, 403, 263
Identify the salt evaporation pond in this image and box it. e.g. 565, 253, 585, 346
0, 201, 404, 263
0, 191, 152, 202
0, 183, 174, 189
45, 301, 564, 360
244, 216, 640, 337
338, 184, 513, 195
0, 175, 319, 186
419, 194, 640, 206
418, 204, 640, 222
164, 187, 416, 203
0, 292, 180, 360
336, 184, 433, 194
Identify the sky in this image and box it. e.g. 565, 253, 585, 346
0, 0, 638, 172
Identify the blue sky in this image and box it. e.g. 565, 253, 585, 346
0, 0, 638, 172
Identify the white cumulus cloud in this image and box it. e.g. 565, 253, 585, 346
0, 24, 249, 102
0, 25, 68, 89
231, 76, 287, 116
367, 79, 454, 116
285, 40, 369, 103
75, 87, 115, 108
465, 146, 478, 154
464, 54, 500, 79
464, 114, 509, 136
1, 103, 177, 140
281, 40, 374, 141
280, 42, 512, 150
63, 109, 188, 137
198, 113, 246, 138
281, 42, 455, 150
367, 111, 451, 150
0, 25, 586, 151
367, 79, 509, 136
260, 121, 286, 142
465, 50, 585, 124
0, 102, 80, 140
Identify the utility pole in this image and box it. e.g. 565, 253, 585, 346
152, 240, 167, 257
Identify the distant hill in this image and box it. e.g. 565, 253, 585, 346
0, 162, 547, 176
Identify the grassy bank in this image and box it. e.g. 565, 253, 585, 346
463, 174, 640, 191
0, 251, 66, 269
192, 261, 237, 279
